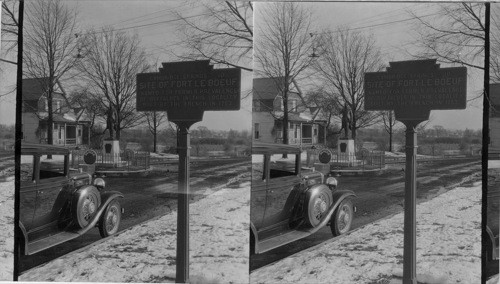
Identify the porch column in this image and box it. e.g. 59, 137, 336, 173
64, 123, 67, 146
323, 124, 326, 146
300, 123, 303, 146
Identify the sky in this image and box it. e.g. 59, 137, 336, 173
0, 1, 488, 131
254, 2, 485, 131
0, 0, 253, 131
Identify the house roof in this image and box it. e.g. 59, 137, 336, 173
22, 77, 64, 100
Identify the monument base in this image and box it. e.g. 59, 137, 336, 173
337, 139, 355, 164
102, 139, 121, 165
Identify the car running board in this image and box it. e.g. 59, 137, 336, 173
257, 229, 313, 254
27, 231, 80, 255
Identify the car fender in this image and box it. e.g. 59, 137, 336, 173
17, 222, 28, 255
486, 225, 499, 260
250, 222, 259, 254
74, 191, 123, 235
301, 189, 356, 236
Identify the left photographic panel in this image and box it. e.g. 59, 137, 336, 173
0, 0, 17, 281
17, 0, 252, 282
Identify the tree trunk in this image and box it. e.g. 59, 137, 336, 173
47, 77, 54, 146
153, 114, 157, 153
282, 80, 289, 158
389, 126, 393, 152
107, 108, 114, 139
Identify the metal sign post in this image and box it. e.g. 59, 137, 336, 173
136, 60, 241, 283
401, 119, 421, 284
175, 121, 194, 283
365, 59, 466, 284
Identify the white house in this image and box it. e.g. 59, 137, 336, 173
22, 78, 91, 147
252, 77, 327, 146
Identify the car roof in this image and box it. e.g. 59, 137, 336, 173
252, 142, 302, 155
21, 143, 70, 155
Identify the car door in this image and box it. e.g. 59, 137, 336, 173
19, 154, 37, 231
251, 154, 268, 230
261, 153, 301, 229
32, 154, 68, 229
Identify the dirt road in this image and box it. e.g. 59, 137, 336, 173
250, 158, 481, 271
19, 158, 250, 273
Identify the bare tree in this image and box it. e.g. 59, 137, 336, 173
23, 0, 82, 146
1, 0, 19, 62
174, 1, 253, 71
305, 88, 341, 130
254, 2, 314, 146
69, 88, 108, 147
312, 27, 383, 140
145, 111, 168, 153
77, 27, 150, 141
491, 5, 500, 82
381, 110, 400, 152
409, 3, 485, 71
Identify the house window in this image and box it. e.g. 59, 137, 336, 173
290, 100, 297, 112
39, 98, 48, 112
253, 100, 261, 112
55, 100, 61, 113
277, 130, 282, 138
254, 123, 260, 139
274, 96, 283, 111
294, 124, 298, 139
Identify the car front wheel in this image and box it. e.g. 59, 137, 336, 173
330, 199, 354, 236
306, 187, 333, 227
74, 187, 101, 228
98, 200, 121, 238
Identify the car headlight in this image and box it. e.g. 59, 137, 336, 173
326, 177, 338, 188
93, 178, 105, 189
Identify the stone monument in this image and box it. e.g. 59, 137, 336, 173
338, 104, 355, 164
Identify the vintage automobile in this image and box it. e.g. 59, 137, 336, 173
19, 143, 123, 255
250, 142, 356, 254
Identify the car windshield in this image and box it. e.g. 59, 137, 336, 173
269, 154, 297, 178
39, 154, 66, 179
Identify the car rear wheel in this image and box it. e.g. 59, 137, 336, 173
99, 200, 121, 238
306, 187, 333, 227
74, 187, 101, 228
330, 199, 353, 236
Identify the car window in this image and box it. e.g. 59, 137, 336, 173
269, 154, 297, 179
20, 155, 34, 182
252, 154, 265, 181
39, 154, 66, 179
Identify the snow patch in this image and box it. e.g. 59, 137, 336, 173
251, 184, 481, 284
20, 182, 250, 283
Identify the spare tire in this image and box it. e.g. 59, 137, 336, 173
73, 187, 101, 228
306, 186, 333, 227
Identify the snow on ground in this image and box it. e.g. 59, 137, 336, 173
0, 179, 14, 281
20, 181, 250, 283
251, 184, 481, 284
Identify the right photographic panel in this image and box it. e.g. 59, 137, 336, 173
488, 3, 500, 284
251, 2, 485, 283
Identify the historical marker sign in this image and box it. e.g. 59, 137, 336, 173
136, 60, 241, 283
365, 59, 467, 113
137, 60, 241, 115
364, 59, 467, 284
